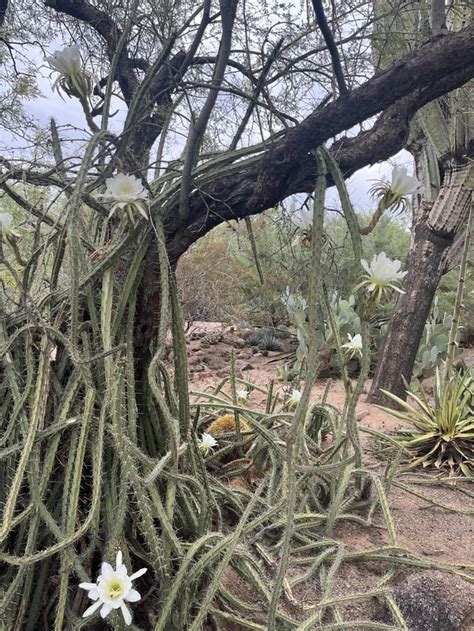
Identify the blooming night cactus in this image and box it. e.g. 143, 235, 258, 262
79, 550, 147, 625
342, 333, 363, 358
198, 432, 218, 455
356, 252, 407, 301
100, 173, 149, 221
46, 44, 92, 99
369, 165, 421, 214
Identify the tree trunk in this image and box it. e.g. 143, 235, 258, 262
367, 219, 452, 405
368, 162, 472, 405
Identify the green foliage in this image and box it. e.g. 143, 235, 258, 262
378, 368, 474, 477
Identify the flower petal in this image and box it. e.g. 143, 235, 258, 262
116, 550, 123, 569
100, 604, 113, 619
120, 602, 132, 626
125, 588, 141, 602
130, 567, 148, 581
101, 562, 114, 578
79, 582, 97, 591
82, 600, 102, 618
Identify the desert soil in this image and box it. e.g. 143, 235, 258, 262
172, 322, 474, 629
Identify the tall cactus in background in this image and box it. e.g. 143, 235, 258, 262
368, 0, 473, 405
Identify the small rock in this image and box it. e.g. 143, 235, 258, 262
384, 571, 474, 631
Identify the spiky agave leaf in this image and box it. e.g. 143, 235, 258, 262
376, 368, 474, 477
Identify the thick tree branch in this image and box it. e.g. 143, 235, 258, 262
163, 25, 473, 259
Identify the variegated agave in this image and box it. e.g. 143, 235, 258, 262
377, 368, 474, 477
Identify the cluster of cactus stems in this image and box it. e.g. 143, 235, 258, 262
1, 129, 472, 630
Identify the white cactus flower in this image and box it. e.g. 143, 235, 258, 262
287, 388, 303, 408
79, 550, 147, 626
369, 166, 421, 214
236, 388, 249, 401
101, 173, 149, 221
46, 44, 92, 99
198, 432, 218, 455
0, 212, 13, 232
357, 252, 407, 300
291, 208, 313, 230
390, 166, 421, 197
46, 44, 82, 77
341, 333, 363, 357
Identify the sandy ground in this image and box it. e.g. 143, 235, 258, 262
172, 322, 474, 628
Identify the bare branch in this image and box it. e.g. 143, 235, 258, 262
311, 0, 348, 95
431, 0, 447, 37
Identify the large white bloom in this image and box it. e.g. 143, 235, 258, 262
390, 166, 421, 197
358, 252, 407, 298
369, 166, 421, 214
46, 44, 82, 77
341, 333, 363, 357
46, 44, 92, 98
79, 550, 147, 626
101, 173, 149, 220
198, 432, 218, 455
0, 212, 13, 232
291, 208, 313, 230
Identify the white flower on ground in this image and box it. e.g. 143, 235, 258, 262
101, 173, 149, 221
236, 388, 249, 401
341, 333, 363, 358
79, 550, 147, 626
287, 388, 303, 408
356, 252, 407, 300
291, 208, 312, 230
46, 44, 92, 99
0, 212, 12, 232
198, 432, 218, 455
390, 166, 421, 197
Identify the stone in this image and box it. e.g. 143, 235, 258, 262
384, 571, 474, 630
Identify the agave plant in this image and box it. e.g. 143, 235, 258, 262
377, 368, 474, 477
